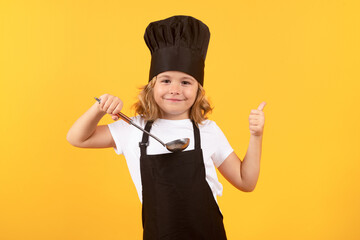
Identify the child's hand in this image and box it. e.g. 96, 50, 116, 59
97, 94, 123, 121
249, 102, 266, 136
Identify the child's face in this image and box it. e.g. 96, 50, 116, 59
153, 71, 199, 120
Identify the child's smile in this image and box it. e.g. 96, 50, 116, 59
154, 71, 199, 120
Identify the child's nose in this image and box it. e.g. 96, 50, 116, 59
169, 83, 181, 94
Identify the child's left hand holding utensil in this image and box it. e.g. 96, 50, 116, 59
249, 102, 266, 136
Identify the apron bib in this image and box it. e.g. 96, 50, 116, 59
139, 120, 227, 240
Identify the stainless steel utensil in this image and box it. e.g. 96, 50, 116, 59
95, 97, 190, 152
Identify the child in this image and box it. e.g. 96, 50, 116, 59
67, 15, 266, 240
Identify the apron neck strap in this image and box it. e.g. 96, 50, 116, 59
139, 119, 201, 155
192, 120, 201, 149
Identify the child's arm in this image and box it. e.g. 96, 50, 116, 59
66, 94, 123, 148
217, 102, 266, 192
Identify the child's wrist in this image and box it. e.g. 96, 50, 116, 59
92, 102, 107, 116
250, 133, 263, 139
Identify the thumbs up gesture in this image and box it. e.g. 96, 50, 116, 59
249, 102, 266, 136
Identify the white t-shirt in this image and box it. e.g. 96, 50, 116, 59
107, 116, 233, 203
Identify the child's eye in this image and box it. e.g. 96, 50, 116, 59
161, 79, 171, 84
181, 81, 191, 85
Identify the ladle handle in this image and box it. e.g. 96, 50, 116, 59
94, 97, 166, 147
116, 112, 131, 124
128, 120, 166, 147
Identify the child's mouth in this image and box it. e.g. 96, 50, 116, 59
165, 98, 184, 102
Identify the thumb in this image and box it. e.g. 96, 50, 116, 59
111, 114, 119, 121
257, 101, 267, 111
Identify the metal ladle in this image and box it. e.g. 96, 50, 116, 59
95, 97, 190, 152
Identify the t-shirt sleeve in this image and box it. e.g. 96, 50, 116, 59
107, 120, 129, 155
211, 122, 234, 168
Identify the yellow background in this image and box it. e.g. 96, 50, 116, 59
1, 0, 359, 239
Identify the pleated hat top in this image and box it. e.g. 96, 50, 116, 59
144, 15, 210, 86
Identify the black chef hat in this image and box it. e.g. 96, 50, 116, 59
144, 15, 210, 86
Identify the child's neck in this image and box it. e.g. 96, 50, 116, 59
160, 112, 190, 120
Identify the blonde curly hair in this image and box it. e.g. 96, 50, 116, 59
132, 76, 213, 124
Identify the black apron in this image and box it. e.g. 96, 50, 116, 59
139, 120, 227, 240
